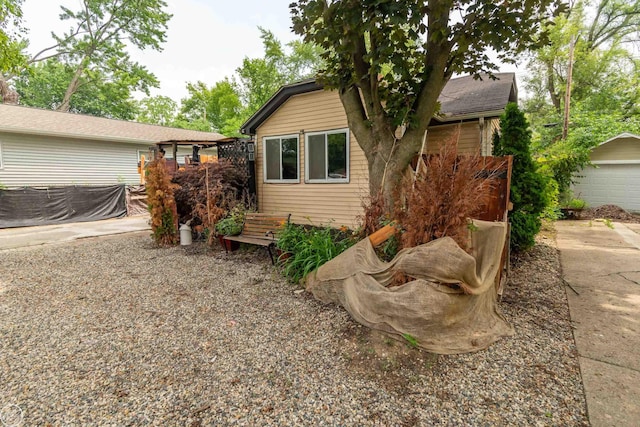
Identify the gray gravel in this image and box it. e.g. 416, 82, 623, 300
0, 231, 588, 426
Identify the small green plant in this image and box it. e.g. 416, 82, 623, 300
380, 233, 400, 261
402, 333, 419, 348
276, 222, 357, 284
603, 218, 614, 229
215, 216, 243, 236
567, 198, 587, 209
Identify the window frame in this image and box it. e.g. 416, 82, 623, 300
304, 128, 350, 184
0, 141, 3, 169
262, 134, 300, 183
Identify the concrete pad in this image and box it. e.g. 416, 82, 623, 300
614, 222, 640, 250
556, 220, 640, 427
0, 216, 150, 250
567, 276, 640, 371
623, 223, 640, 235
580, 357, 640, 427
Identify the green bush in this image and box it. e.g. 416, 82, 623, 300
276, 222, 356, 284
214, 204, 254, 236
215, 216, 243, 236
567, 198, 587, 209
493, 103, 548, 252
541, 177, 561, 221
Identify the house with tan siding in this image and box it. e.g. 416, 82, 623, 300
240, 73, 517, 227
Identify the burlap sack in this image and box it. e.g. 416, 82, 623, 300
306, 220, 514, 354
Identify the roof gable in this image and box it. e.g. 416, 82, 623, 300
0, 104, 229, 144
241, 73, 517, 135
598, 132, 640, 147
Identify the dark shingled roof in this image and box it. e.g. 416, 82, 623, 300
241, 73, 517, 135
438, 73, 517, 119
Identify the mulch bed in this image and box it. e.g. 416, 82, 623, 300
578, 204, 640, 223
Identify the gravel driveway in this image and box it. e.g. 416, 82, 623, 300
0, 231, 588, 426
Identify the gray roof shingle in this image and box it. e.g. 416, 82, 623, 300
0, 104, 229, 143
438, 72, 517, 119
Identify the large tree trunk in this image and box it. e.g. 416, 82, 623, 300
338, 83, 443, 212
58, 62, 85, 112
0, 78, 19, 104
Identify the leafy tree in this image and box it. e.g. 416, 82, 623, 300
178, 79, 243, 135
14, 58, 140, 119
493, 104, 548, 251
236, 27, 323, 115
135, 95, 178, 126
523, 0, 640, 203
15, 0, 171, 113
177, 29, 323, 135
291, 0, 562, 209
525, 0, 640, 117
0, 0, 27, 75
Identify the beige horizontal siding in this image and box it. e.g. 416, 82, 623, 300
255, 90, 484, 228
256, 90, 368, 228
425, 122, 481, 154
591, 137, 640, 161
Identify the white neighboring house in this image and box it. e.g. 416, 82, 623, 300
572, 132, 640, 212
0, 104, 227, 188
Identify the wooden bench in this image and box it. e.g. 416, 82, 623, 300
223, 213, 291, 264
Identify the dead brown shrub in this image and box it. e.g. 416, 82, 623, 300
395, 129, 500, 251
362, 128, 502, 258
146, 158, 179, 246
172, 160, 250, 244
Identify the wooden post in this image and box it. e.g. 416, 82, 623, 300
172, 142, 178, 172
140, 154, 146, 184
562, 35, 575, 140
368, 223, 399, 247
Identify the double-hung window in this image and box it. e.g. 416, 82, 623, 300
263, 135, 299, 183
305, 129, 349, 183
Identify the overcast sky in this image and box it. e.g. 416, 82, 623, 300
21, 0, 299, 102
21, 0, 523, 103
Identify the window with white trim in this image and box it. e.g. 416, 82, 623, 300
305, 129, 349, 183
263, 135, 299, 182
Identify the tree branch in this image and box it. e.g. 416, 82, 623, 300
338, 85, 373, 153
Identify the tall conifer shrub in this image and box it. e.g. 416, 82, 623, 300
493, 103, 548, 251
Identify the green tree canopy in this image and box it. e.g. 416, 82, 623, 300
523, 0, 640, 199
177, 79, 243, 135
3, 0, 171, 112
15, 58, 140, 119
135, 95, 178, 126
0, 0, 27, 75
236, 27, 323, 114
176, 28, 323, 135
291, 0, 563, 206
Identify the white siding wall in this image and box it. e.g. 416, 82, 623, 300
0, 132, 194, 188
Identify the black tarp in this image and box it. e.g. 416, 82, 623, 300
0, 185, 127, 228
